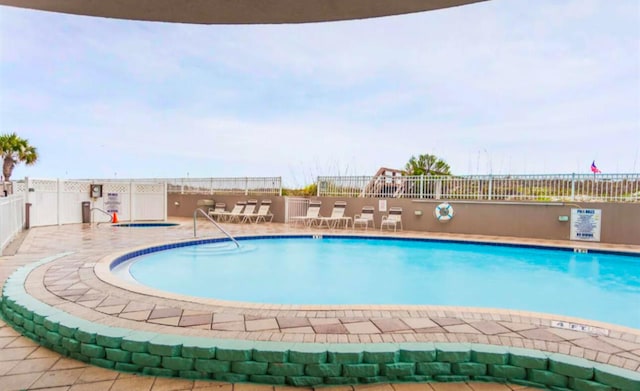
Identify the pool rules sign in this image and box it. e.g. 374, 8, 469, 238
105, 192, 120, 214
570, 208, 602, 242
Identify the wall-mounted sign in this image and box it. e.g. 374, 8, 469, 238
570, 208, 602, 242
378, 199, 387, 212
105, 192, 120, 214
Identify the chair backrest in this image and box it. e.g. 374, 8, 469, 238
256, 200, 272, 216
388, 207, 402, 221
243, 199, 258, 215
306, 201, 322, 217
361, 206, 375, 220
330, 201, 347, 218
230, 202, 246, 214
214, 203, 226, 212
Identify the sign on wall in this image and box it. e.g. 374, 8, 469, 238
105, 192, 120, 214
378, 199, 387, 212
570, 208, 602, 242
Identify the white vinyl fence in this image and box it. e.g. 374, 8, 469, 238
12, 178, 167, 227
0, 194, 25, 255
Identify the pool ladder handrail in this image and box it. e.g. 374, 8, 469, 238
193, 208, 240, 248
91, 207, 114, 226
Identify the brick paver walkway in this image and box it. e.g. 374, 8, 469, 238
1, 219, 639, 390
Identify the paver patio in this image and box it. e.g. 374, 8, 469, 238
1, 218, 639, 390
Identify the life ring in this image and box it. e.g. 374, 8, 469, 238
434, 202, 454, 222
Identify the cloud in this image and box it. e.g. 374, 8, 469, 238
1, 0, 638, 183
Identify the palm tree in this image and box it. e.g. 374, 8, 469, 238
0, 133, 38, 181
404, 154, 451, 176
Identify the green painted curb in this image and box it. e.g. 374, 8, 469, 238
2, 252, 639, 390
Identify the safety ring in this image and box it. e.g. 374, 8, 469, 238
434, 202, 454, 222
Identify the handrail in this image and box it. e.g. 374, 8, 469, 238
91, 207, 113, 226
193, 208, 240, 248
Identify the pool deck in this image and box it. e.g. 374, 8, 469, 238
1, 219, 639, 390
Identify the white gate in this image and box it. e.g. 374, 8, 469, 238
284, 197, 310, 223
18, 178, 166, 227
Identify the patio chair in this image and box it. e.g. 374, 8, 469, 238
220, 201, 246, 223
289, 200, 322, 228
316, 201, 348, 229
234, 199, 258, 223
242, 200, 274, 224
380, 207, 403, 232
353, 206, 375, 230
208, 203, 227, 221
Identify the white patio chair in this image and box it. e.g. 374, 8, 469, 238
221, 201, 246, 223
289, 200, 322, 228
316, 201, 348, 229
236, 199, 258, 223
242, 200, 274, 224
208, 202, 227, 221
380, 207, 403, 232
353, 206, 375, 230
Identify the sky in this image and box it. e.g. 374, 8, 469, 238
0, 0, 639, 187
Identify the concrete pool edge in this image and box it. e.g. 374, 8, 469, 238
2, 257, 639, 390
95, 234, 640, 334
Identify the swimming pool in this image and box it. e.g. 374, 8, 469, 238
115, 236, 640, 328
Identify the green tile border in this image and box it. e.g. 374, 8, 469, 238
1, 253, 639, 390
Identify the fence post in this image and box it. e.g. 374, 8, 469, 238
284, 197, 289, 223
245, 177, 249, 196
164, 181, 168, 221
488, 175, 493, 201
571, 173, 575, 201
420, 175, 424, 199
279, 177, 283, 196
57, 178, 62, 226
130, 181, 134, 222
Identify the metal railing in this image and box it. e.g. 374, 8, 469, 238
317, 173, 640, 202
50, 177, 282, 196
193, 208, 239, 247
167, 177, 282, 196
91, 207, 114, 225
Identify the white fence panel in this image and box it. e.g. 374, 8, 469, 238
60, 181, 91, 224
99, 182, 132, 221
15, 178, 166, 227
132, 183, 166, 221
29, 179, 59, 227
0, 194, 25, 255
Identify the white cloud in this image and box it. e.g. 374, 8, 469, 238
1, 0, 638, 184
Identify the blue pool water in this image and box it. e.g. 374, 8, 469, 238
125, 237, 640, 328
